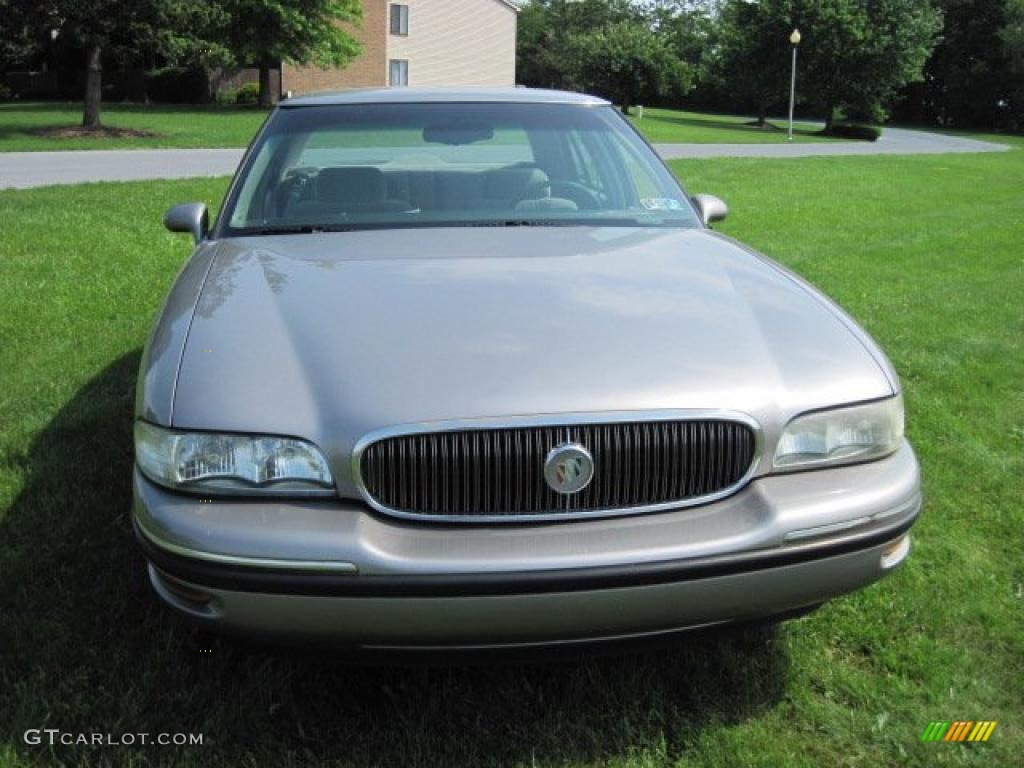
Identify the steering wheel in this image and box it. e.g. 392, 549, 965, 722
274, 168, 317, 217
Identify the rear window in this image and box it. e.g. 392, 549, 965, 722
222, 102, 699, 235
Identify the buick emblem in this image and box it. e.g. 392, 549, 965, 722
544, 443, 594, 494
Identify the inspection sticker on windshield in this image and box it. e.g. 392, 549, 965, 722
641, 198, 684, 211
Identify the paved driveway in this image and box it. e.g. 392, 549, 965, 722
0, 148, 245, 190
656, 126, 1007, 159
0, 127, 1009, 190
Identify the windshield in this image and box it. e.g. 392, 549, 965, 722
220, 102, 700, 235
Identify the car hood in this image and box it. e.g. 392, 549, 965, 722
168, 226, 894, 492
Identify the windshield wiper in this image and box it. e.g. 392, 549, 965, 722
233, 217, 690, 236
465, 217, 671, 228
235, 224, 357, 236
466, 219, 590, 228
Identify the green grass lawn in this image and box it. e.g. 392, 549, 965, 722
0, 101, 847, 151
627, 107, 843, 143
1, 142, 1021, 766
0, 102, 269, 151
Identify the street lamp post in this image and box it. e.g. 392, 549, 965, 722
787, 29, 801, 141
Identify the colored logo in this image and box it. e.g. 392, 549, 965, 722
921, 721, 997, 742
544, 443, 594, 494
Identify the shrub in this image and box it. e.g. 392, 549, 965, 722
145, 67, 209, 103
235, 82, 260, 105
0, 82, 12, 101
824, 123, 882, 142
215, 87, 238, 106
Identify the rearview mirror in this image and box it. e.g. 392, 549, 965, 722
164, 203, 209, 244
692, 194, 728, 226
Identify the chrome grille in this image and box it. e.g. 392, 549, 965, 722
357, 418, 757, 521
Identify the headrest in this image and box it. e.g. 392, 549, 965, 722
482, 167, 551, 200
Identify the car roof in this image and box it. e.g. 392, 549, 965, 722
279, 87, 610, 108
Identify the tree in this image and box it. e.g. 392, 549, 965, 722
897, 0, 1024, 130
1000, 0, 1024, 128
714, 0, 940, 130
571, 20, 691, 113
0, 0, 43, 71
39, 0, 226, 128
645, 0, 718, 103
1004, 0, 1024, 70
517, 0, 645, 91
713, 0, 793, 125
218, 0, 362, 107
808, 0, 942, 128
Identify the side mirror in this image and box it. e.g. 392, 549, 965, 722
164, 203, 209, 244
692, 194, 728, 226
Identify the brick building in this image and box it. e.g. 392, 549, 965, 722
282, 0, 519, 97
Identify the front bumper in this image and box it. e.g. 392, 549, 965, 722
133, 441, 921, 649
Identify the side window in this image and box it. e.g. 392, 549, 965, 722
565, 129, 636, 208
564, 131, 605, 195
229, 135, 286, 226
618, 144, 662, 202
390, 4, 409, 35
576, 127, 667, 211
295, 126, 534, 169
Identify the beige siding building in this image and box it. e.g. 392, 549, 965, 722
282, 0, 518, 96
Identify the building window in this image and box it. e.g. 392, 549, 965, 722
389, 59, 409, 87
390, 4, 409, 35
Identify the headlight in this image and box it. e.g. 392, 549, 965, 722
773, 395, 904, 471
134, 422, 334, 495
